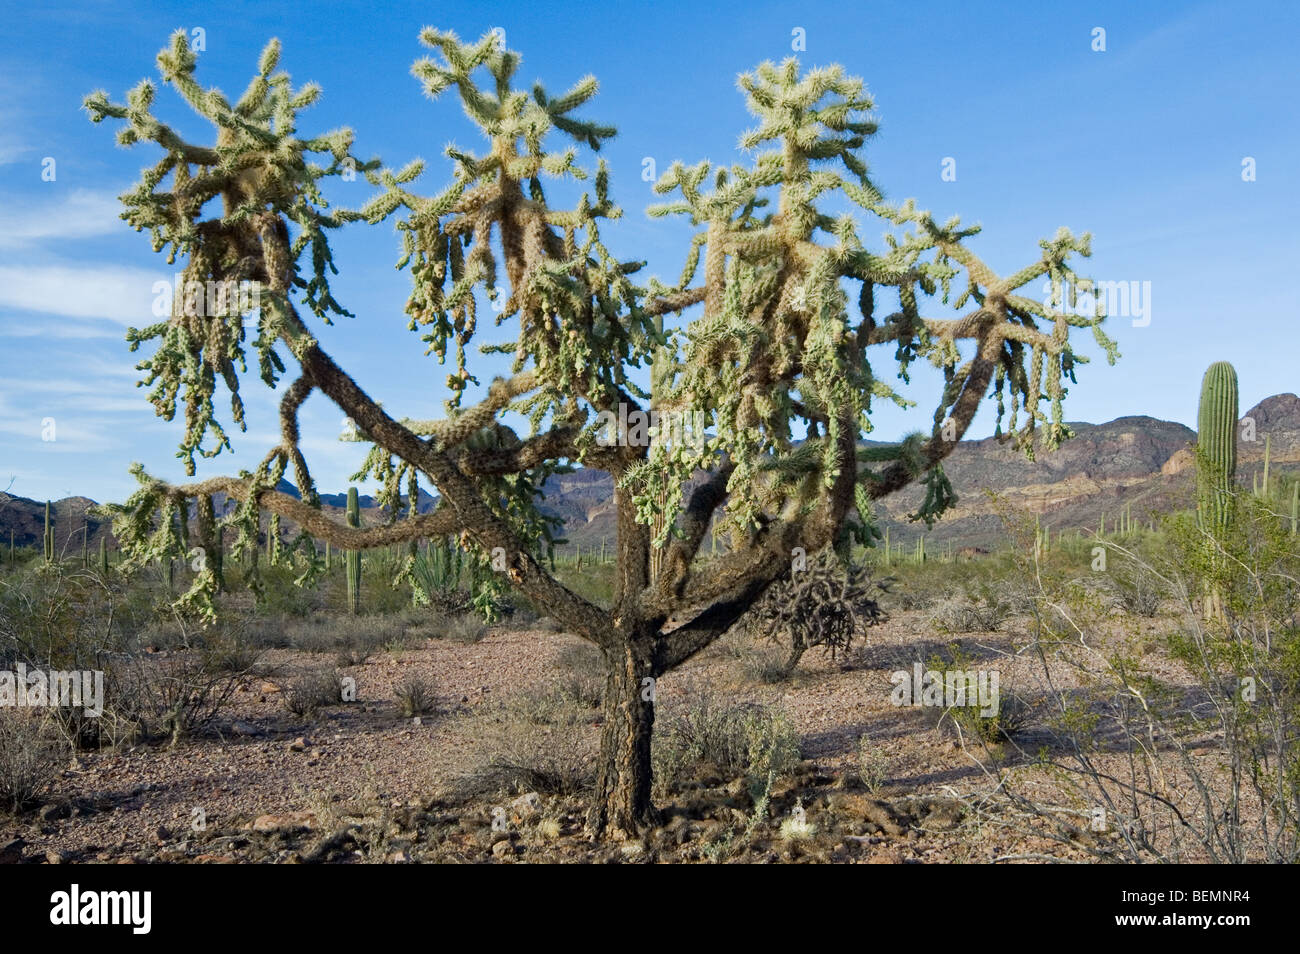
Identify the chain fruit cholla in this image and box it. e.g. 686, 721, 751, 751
87, 28, 1117, 838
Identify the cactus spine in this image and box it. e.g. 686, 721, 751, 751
346, 487, 362, 615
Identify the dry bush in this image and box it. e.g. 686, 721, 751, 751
444, 614, 488, 644
452, 690, 596, 797
553, 642, 605, 708
0, 710, 67, 812
284, 667, 343, 717
652, 693, 801, 798
108, 649, 255, 744
393, 673, 437, 717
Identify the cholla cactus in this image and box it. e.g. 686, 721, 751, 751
739, 549, 887, 677
87, 29, 1116, 838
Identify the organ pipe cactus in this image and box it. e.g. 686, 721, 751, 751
346, 487, 362, 615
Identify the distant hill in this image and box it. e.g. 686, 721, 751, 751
5, 394, 1299, 556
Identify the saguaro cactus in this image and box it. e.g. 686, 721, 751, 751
1197, 361, 1238, 535
1196, 361, 1238, 620
43, 501, 54, 563
346, 487, 362, 615
99, 536, 108, 574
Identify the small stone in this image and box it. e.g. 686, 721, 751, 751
249, 811, 318, 834
39, 802, 70, 822
491, 839, 515, 859
510, 792, 541, 819
387, 849, 412, 863
155, 825, 172, 843
288, 737, 307, 752
45, 849, 68, 864
0, 839, 26, 864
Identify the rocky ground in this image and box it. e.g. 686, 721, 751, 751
0, 607, 1205, 864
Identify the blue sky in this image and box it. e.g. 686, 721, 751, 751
1, 0, 1297, 503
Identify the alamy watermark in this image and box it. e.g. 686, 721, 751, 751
152, 274, 262, 319
0, 664, 104, 717
1041, 277, 1151, 328
594, 403, 707, 451
889, 662, 1000, 718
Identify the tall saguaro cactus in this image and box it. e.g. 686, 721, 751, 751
43, 501, 54, 564
1196, 361, 1238, 620
346, 487, 362, 615
1197, 361, 1238, 536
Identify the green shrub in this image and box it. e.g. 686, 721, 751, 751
653, 694, 801, 798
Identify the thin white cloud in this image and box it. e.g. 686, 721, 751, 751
0, 264, 165, 324
0, 189, 124, 246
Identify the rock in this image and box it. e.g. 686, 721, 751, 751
260, 681, 282, 694
510, 792, 541, 819
288, 737, 307, 752
386, 849, 412, 863
249, 811, 319, 834
491, 839, 515, 859
155, 825, 173, 843
38, 802, 70, 822
0, 838, 26, 864
44, 849, 68, 864
230, 721, 262, 737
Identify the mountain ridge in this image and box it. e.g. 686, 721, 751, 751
5, 395, 1297, 554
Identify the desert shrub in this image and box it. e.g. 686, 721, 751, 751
553, 643, 605, 708
454, 690, 596, 797
0, 561, 144, 670
740, 645, 797, 685
393, 673, 437, 717
980, 496, 1300, 862
653, 694, 801, 798
0, 710, 67, 812
444, 614, 488, 644
254, 563, 324, 617
926, 592, 1011, 634
284, 667, 343, 717
856, 737, 891, 794
1107, 560, 1165, 617
107, 648, 254, 744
